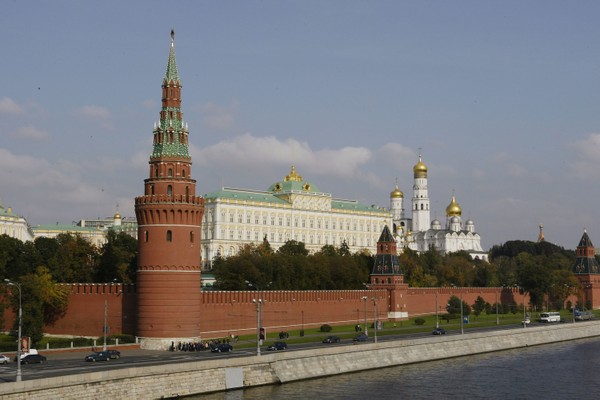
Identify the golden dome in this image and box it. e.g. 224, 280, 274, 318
413, 154, 427, 178
390, 178, 403, 198
445, 195, 462, 217
284, 165, 303, 182
114, 211, 122, 219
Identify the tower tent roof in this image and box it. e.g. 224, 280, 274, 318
378, 225, 395, 243
164, 30, 180, 84
578, 230, 594, 248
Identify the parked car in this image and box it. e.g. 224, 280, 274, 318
353, 333, 368, 342
322, 335, 341, 344
20, 354, 47, 364
106, 349, 121, 359
267, 341, 287, 351
85, 351, 111, 362
210, 343, 233, 353
0, 354, 10, 364
432, 327, 447, 335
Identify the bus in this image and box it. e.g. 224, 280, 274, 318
539, 312, 561, 323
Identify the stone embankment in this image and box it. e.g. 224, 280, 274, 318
3, 322, 600, 399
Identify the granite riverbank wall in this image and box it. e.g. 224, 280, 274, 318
3, 321, 600, 399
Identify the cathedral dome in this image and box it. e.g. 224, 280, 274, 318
446, 195, 462, 217
114, 211, 122, 219
390, 184, 403, 198
413, 155, 427, 178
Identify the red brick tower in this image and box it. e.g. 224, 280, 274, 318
369, 225, 408, 321
134, 31, 204, 348
573, 230, 600, 310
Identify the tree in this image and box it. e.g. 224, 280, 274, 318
96, 230, 137, 283
47, 233, 99, 283
472, 296, 487, 316
6, 267, 70, 344
446, 295, 471, 316
277, 240, 309, 256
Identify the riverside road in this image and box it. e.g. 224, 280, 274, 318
0, 322, 560, 383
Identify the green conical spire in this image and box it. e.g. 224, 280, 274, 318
164, 29, 179, 84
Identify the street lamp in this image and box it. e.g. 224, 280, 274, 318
451, 284, 464, 335
435, 292, 440, 329
516, 285, 527, 328
252, 298, 263, 356
371, 297, 378, 343
362, 283, 370, 335
362, 296, 368, 335
495, 288, 499, 325
4, 279, 22, 382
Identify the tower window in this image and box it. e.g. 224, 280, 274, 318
168, 168, 173, 177
145, 231, 149, 242
182, 169, 186, 177
190, 231, 194, 243
168, 185, 173, 196
166, 230, 172, 242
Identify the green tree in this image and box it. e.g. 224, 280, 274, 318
6, 267, 69, 344
472, 296, 487, 316
277, 240, 309, 256
96, 230, 137, 283
47, 233, 99, 283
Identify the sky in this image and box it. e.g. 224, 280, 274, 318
2, 1, 600, 251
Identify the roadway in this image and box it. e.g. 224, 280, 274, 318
0, 320, 564, 383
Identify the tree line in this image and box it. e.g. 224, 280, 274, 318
1, 230, 588, 343
0, 231, 137, 343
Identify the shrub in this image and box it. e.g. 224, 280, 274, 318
319, 324, 332, 332
414, 318, 426, 326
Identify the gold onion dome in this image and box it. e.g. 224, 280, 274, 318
284, 165, 303, 182
446, 195, 462, 217
413, 154, 428, 178
390, 178, 403, 198
114, 211, 122, 219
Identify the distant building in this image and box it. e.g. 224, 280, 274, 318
0, 198, 33, 242
390, 153, 487, 261
201, 165, 391, 269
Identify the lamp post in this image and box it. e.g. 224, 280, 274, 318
435, 292, 439, 329
451, 284, 464, 335
4, 279, 22, 382
246, 280, 271, 356
252, 299, 262, 356
362, 296, 368, 335
301, 310, 304, 337
372, 297, 378, 343
495, 288, 499, 325
516, 285, 527, 328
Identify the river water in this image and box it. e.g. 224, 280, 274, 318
191, 337, 600, 399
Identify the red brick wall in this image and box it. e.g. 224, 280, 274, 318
0, 284, 583, 340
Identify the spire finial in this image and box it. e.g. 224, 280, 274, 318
395, 177, 399, 189
418, 147, 422, 161
171, 29, 175, 47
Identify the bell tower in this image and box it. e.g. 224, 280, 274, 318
134, 31, 205, 349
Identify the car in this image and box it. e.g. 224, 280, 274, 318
20, 354, 47, 364
85, 351, 111, 362
106, 349, 121, 359
267, 341, 287, 351
0, 354, 10, 364
353, 333, 368, 342
210, 343, 233, 353
322, 335, 341, 344
432, 328, 447, 335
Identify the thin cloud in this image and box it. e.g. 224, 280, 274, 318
198, 101, 238, 131
0, 97, 24, 114
12, 126, 49, 140
75, 105, 111, 119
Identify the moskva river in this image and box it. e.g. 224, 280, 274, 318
192, 337, 600, 400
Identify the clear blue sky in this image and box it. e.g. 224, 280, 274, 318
2, 1, 600, 250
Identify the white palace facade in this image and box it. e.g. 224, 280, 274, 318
200, 166, 391, 269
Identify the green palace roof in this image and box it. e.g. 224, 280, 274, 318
203, 165, 388, 215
